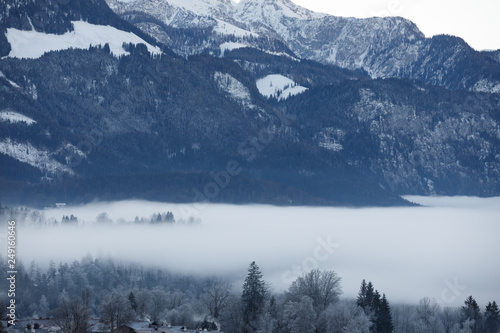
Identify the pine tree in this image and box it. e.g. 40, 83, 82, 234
357, 279, 368, 308
356, 280, 393, 333
461, 296, 482, 333
485, 301, 500, 333
375, 294, 394, 333
241, 261, 268, 331
366, 282, 375, 309
128, 292, 138, 312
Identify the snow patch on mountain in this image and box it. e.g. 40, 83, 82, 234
5, 21, 161, 59
214, 72, 253, 106
314, 128, 345, 152
160, 0, 231, 15
256, 74, 307, 101
234, 0, 326, 23
0, 71, 21, 88
219, 42, 247, 56
0, 110, 36, 125
472, 79, 500, 94
214, 20, 257, 37
0, 139, 73, 175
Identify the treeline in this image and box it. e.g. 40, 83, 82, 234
0, 257, 498, 333
0, 203, 201, 226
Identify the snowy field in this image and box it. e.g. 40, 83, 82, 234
256, 74, 308, 100
5, 21, 161, 59
17, 196, 500, 307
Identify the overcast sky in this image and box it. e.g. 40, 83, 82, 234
287, 0, 499, 51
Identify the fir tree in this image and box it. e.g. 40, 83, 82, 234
461, 296, 482, 333
375, 294, 394, 333
128, 292, 138, 312
357, 279, 368, 308
356, 280, 393, 333
241, 261, 268, 332
485, 301, 500, 333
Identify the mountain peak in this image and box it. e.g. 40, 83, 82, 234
234, 0, 326, 21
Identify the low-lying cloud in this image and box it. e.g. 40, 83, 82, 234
14, 196, 500, 308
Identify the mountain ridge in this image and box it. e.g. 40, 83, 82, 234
106, 0, 500, 94
1, 0, 499, 207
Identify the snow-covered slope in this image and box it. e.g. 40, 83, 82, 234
0, 71, 21, 88
256, 74, 307, 101
160, 0, 234, 19
234, 0, 325, 23
214, 71, 253, 106
0, 110, 36, 125
5, 21, 161, 59
219, 42, 248, 56
0, 139, 73, 175
214, 20, 257, 37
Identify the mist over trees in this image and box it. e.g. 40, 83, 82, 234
0, 203, 199, 226
1, 255, 497, 333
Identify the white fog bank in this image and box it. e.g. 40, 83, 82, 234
15, 196, 500, 308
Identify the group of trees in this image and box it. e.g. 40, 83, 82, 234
226, 263, 370, 333
1, 257, 499, 333
357, 280, 393, 332
0, 204, 184, 226
391, 296, 500, 333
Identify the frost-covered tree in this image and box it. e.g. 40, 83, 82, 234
286, 269, 341, 314
38, 295, 50, 319
150, 288, 168, 322
282, 296, 316, 333
135, 289, 152, 320
319, 300, 371, 333
343, 312, 372, 333
96, 212, 112, 224
99, 291, 135, 331
166, 291, 186, 310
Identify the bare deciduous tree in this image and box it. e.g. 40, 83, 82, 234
52, 289, 93, 333
201, 280, 233, 319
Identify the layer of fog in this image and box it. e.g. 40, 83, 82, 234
16, 196, 500, 308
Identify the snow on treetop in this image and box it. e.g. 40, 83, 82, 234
5, 21, 162, 59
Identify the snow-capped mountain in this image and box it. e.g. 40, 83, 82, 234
1, 0, 500, 207
107, 0, 500, 94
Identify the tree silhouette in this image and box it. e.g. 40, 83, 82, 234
461, 296, 482, 333
485, 301, 500, 333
